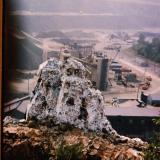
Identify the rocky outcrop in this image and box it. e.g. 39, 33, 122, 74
26, 57, 146, 146
3, 123, 147, 160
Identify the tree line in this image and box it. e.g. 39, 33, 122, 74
133, 34, 160, 63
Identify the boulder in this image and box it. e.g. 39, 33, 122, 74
26, 57, 146, 147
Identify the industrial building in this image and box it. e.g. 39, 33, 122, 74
90, 55, 109, 91
69, 42, 94, 58
110, 62, 122, 71
148, 93, 160, 106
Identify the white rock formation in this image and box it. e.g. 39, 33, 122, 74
27, 57, 145, 145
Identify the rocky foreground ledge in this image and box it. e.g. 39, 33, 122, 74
3, 121, 148, 160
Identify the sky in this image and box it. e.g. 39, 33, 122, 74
6, 0, 160, 31
8, 0, 160, 12
9, 0, 160, 21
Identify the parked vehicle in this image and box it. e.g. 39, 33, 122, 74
121, 67, 132, 72
146, 76, 152, 81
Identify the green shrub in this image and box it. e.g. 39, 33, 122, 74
144, 118, 160, 160
133, 36, 160, 63
56, 142, 84, 160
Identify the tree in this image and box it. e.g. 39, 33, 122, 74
138, 34, 146, 44
133, 36, 160, 63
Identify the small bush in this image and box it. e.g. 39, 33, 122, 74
56, 142, 84, 160
144, 132, 160, 160
144, 118, 160, 160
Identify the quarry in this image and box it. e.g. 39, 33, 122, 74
3, 2, 160, 159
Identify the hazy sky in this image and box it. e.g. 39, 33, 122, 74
9, 0, 160, 18
9, 0, 160, 11
7, 0, 160, 31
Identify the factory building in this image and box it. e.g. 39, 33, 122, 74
110, 62, 122, 71
69, 43, 94, 58
148, 93, 160, 107
91, 55, 109, 91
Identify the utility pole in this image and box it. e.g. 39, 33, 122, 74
27, 76, 29, 94
28, 73, 31, 94
137, 85, 140, 100
153, 63, 156, 73
143, 67, 147, 81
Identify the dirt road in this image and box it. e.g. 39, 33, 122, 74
118, 53, 160, 95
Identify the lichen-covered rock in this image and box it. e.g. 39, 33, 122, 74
3, 116, 19, 125
26, 57, 145, 146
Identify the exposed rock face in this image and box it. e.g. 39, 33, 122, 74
3, 125, 49, 160
3, 123, 147, 160
26, 57, 145, 145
